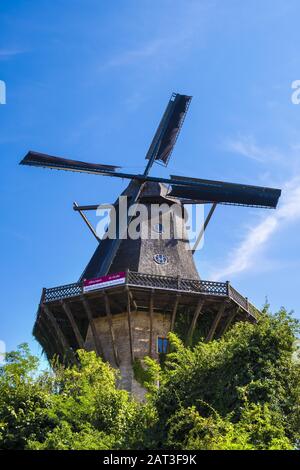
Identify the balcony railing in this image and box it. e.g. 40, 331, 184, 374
43, 282, 82, 303
127, 271, 228, 296
42, 270, 258, 318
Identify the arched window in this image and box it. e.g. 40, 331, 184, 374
153, 254, 168, 265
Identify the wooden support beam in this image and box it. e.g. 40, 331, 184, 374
73, 201, 100, 242
107, 295, 124, 314
205, 302, 226, 342
42, 304, 72, 360
73, 204, 100, 211
149, 290, 154, 357
220, 307, 239, 336
126, 290, 134, 363
170, 295, 180, 332
39, 315, 62, 359
36, 331, 51, 360
36, 319, 57, 359
43, 304, 70, 351
167, 295, 180, 353
104, 293, 119, 366
61, 301, 85, 349
38, 334, 51, 359
129, 291, 138, 312
186, 298, 205, 346
192, 203, 217, 254
81, 296, 104, 358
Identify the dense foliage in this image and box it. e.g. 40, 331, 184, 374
0, 307, 299, 450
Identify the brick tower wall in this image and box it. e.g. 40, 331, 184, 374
84, 310, 171, 400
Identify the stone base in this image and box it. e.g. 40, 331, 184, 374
84, 310, 171, 399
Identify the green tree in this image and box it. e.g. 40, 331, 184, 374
0, 344, 54, 449
143, 308, 300, 449
0, 346, 154, 450
0, 307, 299, 450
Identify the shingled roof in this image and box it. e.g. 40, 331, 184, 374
80, 181, 200, 281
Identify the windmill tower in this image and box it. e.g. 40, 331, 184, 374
20, 93, 281, 398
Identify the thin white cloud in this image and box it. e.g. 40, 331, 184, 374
99, 1, 213, 72
100, 31, 193, 71
0, 48, 26, 60
225, 135, 283, 163
211, 176, 300, 280
103, 38, 166, 68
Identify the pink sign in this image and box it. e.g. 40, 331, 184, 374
83, 272, 126, 293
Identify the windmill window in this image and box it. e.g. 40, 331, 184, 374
153, 254, 168, 264
157, 337, 168, 354
153, 223, 165, 234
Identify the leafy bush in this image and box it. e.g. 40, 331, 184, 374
0, 307, 299, 450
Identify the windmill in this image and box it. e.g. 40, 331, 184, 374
20, 93, 281, 398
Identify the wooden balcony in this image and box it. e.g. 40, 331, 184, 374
41, 270, 259, 319
34, 270, 260, 364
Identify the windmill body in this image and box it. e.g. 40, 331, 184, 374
81, 180, 199, 281
20, 93, 281, 399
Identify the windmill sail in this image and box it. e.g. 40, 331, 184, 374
20, 151, 120, 174
169, 175, 281, 209
145, 93, 192, 166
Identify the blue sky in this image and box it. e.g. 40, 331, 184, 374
1, 0, 300, 358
